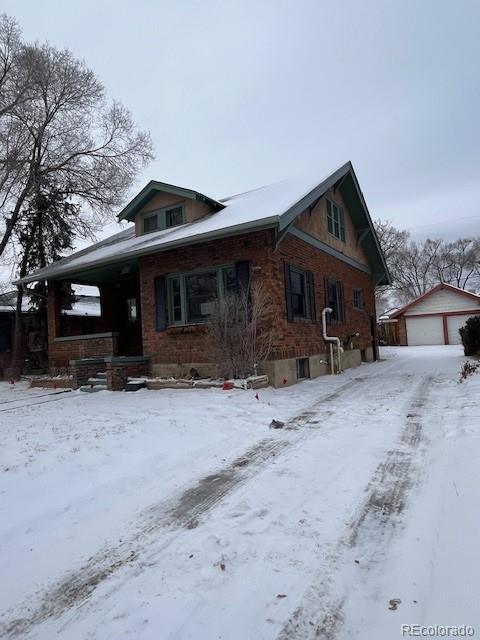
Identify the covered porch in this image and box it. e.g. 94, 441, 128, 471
46, 257, 144, 371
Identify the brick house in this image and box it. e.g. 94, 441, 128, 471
16, 162, 390, 387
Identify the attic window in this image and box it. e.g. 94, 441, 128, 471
143, 204, 184, 234
166, 206, 183, 228
326, 199, 346, 242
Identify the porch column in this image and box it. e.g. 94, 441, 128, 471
47, 281, 62, 342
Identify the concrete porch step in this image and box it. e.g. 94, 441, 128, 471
79, 384, 108, 393
95, 372, 107, 380
125, 380, 146, 392
86, 377, 107, 386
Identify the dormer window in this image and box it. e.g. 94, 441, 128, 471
143, 204, 185, 234
165, 206, 183, 228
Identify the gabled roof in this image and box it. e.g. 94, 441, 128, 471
390, 283, 480, 318
16, 161, 390, 285
118, 180, 224, 222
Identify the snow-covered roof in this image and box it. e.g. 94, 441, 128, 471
16, 162, 390, 286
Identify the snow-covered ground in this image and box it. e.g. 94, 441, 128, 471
0, 346, 478, 639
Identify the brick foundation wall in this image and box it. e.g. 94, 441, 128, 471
70, 359, 106, 387
49, 334, 118, 370
139, 229, 377, 368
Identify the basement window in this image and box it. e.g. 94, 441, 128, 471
296, 357, 310, 380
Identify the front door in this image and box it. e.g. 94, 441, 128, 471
117, 279, 143, 356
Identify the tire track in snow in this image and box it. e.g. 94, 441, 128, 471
0, 389, 75, 413
277, 375, 434, 640
0, 376, 371, 638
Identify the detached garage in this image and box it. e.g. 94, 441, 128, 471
391, 283, 480, 346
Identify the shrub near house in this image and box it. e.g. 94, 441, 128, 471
460, 315, 480, 357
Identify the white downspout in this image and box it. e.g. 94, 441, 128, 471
322, 307, 343, 374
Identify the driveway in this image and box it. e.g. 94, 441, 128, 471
0, 346, 477, 639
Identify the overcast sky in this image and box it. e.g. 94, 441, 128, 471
3, 0, 480, 242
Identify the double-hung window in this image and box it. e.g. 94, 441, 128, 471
284, 263, 316, 322
143, 204, 185, 234
325, 278, 345, 322
167, 265, 236, 325
290, 267, 307, 318
353, 288, 364, 310
326, 199, 346, 242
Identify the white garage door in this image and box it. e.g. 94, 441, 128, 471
406, 315, 444, 346
447, 314, 473, 345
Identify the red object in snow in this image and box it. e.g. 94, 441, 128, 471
223, 381, 234, 390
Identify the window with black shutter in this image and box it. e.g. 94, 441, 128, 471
325, 277, 345, 322
284, 263, 316, 321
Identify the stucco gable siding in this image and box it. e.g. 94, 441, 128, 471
293, 188, 369, 267
405, 288, 480, 315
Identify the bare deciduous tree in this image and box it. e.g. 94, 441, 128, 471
0, 14, 154, 259
374, 217, 480, 311
206, 281, 275, 379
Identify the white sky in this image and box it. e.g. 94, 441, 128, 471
1, 0, 480, 278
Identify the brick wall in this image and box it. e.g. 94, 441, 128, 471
139, 229, 377, 367
106, 361, 149, 391
271, 233, 376, 359
49, 335, 118, 370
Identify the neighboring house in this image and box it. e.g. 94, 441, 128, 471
389, 283, 480, 346
16, 161, 390, 387
0, 291, 100, 378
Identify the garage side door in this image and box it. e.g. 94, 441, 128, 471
447, 314, 473, 345
406, 315, 444, 346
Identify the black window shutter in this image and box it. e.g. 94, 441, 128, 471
307, 271, 316, 322
154, 276, 167, 331
337, 281, 345, 322
284, 262, 293, 322
235, 260, 250, 291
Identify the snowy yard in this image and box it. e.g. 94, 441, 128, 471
1, 346, 479, 639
